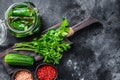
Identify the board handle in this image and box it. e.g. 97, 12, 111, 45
67, 16, 99, 37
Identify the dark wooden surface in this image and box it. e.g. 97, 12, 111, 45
0, 0, 120, 80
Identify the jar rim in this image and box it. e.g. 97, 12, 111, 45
5, 2, 39, 33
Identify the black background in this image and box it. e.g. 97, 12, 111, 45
0, 0, 120, 80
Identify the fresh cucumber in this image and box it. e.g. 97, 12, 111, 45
4, 53, 34, 66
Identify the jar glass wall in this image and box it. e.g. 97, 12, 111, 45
5, 2, 41, 38
0, 20, 7, 45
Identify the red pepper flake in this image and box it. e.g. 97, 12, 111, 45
36, 65, 57, 80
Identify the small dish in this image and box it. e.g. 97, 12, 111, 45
11, 69, 34, 80
35, 63, 58, 80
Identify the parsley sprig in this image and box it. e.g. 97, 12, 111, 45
14, 18, 70, 64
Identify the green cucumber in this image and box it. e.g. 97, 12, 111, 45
4, 53, 34, 66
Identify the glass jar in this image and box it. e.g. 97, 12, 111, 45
0, 20, 7, 45
5, 2, 41, 38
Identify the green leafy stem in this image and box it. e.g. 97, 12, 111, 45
14, 18, 71, 64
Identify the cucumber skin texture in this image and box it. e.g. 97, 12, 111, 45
4, 53, 34, 66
